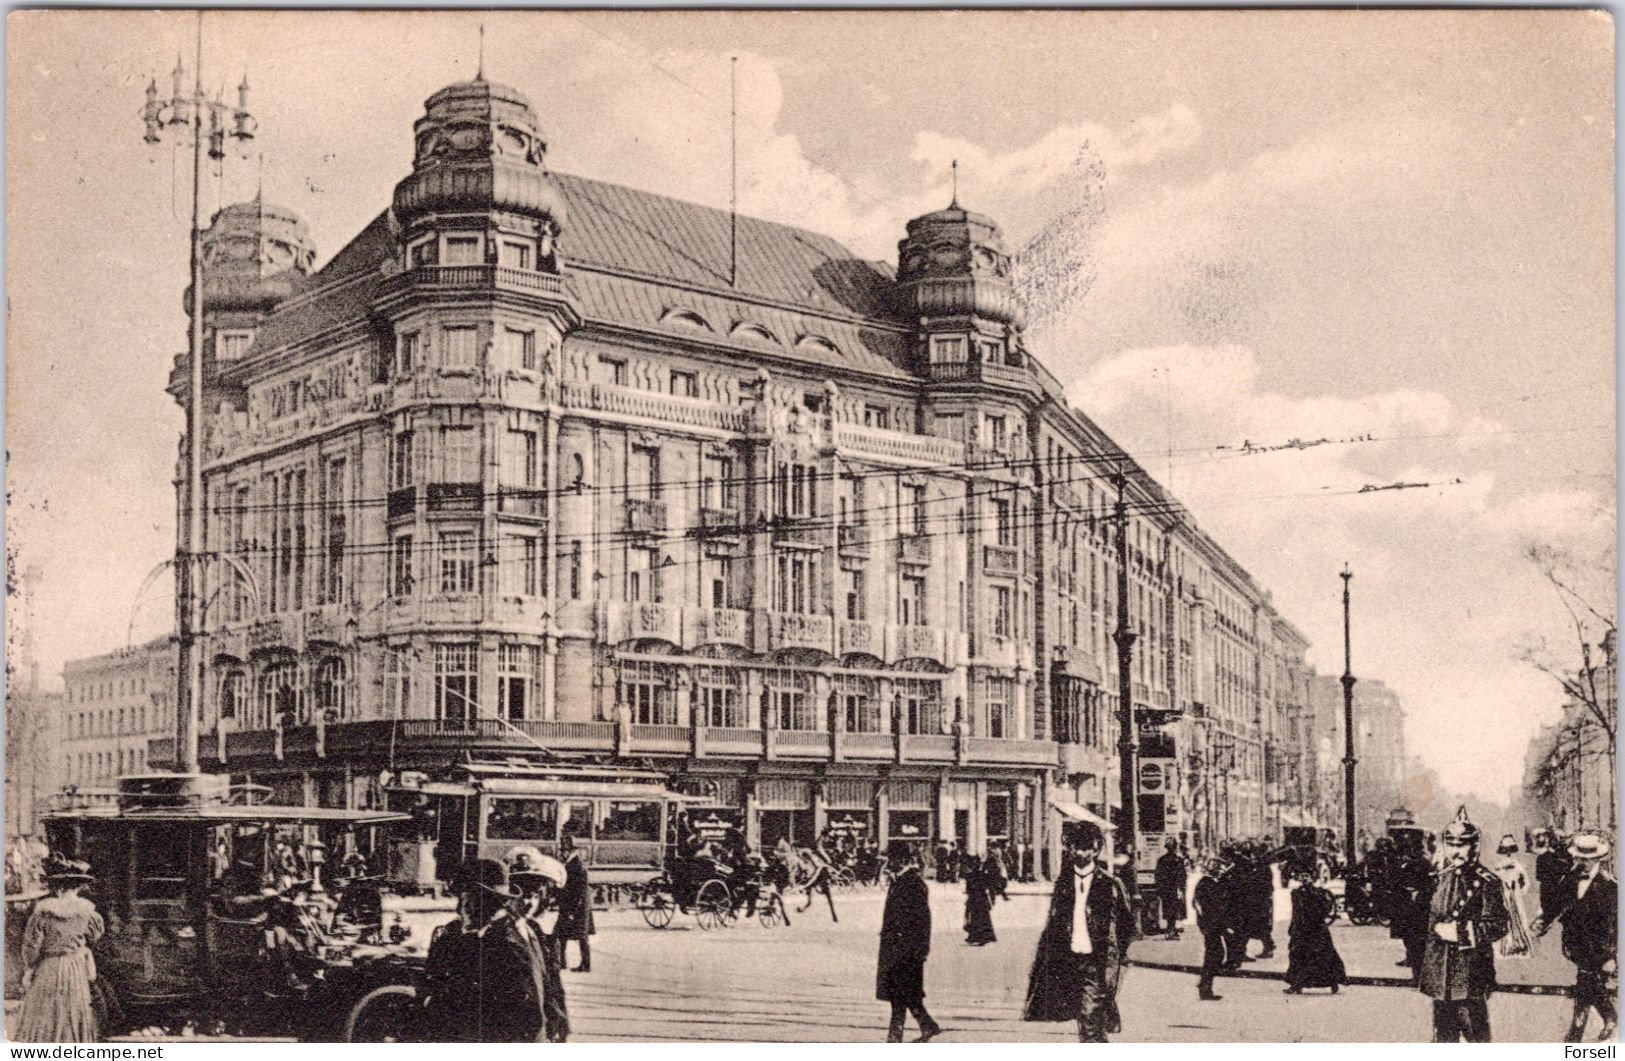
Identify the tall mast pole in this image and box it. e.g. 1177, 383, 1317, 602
178, 11, 206, 774
1113, 471, 1138, 901
1341, 565, 1356, 867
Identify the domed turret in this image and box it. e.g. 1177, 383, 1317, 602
391, 76, 567, 240
895, 199, 1023, 330
198, 198, 316, 314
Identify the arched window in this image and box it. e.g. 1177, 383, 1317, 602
219, 668, 247, 724
260, 661, 302, 728
315, 657, 348, 722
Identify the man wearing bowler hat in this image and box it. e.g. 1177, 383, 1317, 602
1417, 807, 1509, 1042
416, 858, 552, 1041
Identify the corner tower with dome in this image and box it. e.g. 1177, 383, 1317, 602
163, 71, 1317, 878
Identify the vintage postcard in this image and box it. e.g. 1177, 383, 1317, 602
3, 8, 1615, 1045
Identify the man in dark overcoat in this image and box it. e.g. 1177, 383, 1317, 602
876, 841, 941, 1042
1192, 855, 1231, 1000
1417, 808, 1509, 1042
1154, 838, 1188, 940
1388, 838, 1434, 974
1534, 834, 1617, 1043
556, 835, 594, 972
1022, 821, 1136, 1042
415, 859, 552, 1042
1534, 829, 1576, 922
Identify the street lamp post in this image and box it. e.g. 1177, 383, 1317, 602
139, 13, 255, 775
1340, 565, 1357, 868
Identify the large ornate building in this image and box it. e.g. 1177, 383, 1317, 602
156, 73, 1316, 871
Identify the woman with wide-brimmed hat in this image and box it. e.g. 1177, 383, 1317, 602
15, 856, 105, 1042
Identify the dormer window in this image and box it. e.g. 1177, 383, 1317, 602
499, 239, 533, 270
409, 238, 437, 268
930, 335, 967, 365
980, 339, 1002, 364
443, 235, 481, 266
216, 329, 254, 362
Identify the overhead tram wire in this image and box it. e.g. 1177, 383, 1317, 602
196, 414, 1614, 520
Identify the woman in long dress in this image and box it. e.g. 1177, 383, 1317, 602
963, 856, 996, 945
1283, 862, 1346, 994
16, 858, 104, 1042
1491, 834, 1533, 958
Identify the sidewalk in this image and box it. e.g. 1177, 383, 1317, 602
1130, 919, 1576, 994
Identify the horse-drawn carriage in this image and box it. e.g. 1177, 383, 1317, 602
632, 854, 787, 930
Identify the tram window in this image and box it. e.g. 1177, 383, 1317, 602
485, 797, 558, 841
134, 826, 189, 902
561, 801, 593, 840
598, 801, 660, 842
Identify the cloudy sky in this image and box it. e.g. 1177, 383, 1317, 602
6, 10, 1614, 800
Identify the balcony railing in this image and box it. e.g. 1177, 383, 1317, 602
966, 737, 1060, 766
625, 497, 666, 536
838, 620, 880, 657
698, 507, 741, 540
771, 729, 833, 758
761, 611, 833, 652
386, 263, 575, 300
899, 734, 956, 762
983, 543, 1020, 575
896, 533, 931, 566
561, 380, 752, 433
837, 523, 870, 554
834, 424, 965, 467
698, 727, 764, 756
772, 515, 825, 548
840, 732, 895, 760
498, 490, 547, 518
688, 606, 749, 647
629, 724, 689, 753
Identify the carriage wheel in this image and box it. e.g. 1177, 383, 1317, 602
758, 894, 786, 928
638, 887, 676, 929
694, 879, 730, 931
834, 867, 857, 891
344, 984, 417, 1042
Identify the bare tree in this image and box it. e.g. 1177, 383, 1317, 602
1520, 540, 1617, 830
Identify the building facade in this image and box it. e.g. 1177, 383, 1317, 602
61, 636, 177, 794
1308, 674, 1409, 843
1522, 630, 1617, 834
157, 74, 1316, 869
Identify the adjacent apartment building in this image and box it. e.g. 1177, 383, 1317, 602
61, 636, 177, 795
156, 73, 1316, 869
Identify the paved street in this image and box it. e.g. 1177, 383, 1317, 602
563, 884, 1580, 1043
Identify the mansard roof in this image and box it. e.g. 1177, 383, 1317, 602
244, 171, 908, 377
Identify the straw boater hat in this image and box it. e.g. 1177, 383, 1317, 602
1568, 834, 1611, 861
1496, 834, 1519, 855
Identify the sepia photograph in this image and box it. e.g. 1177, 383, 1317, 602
2, 8, 1616, 1045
